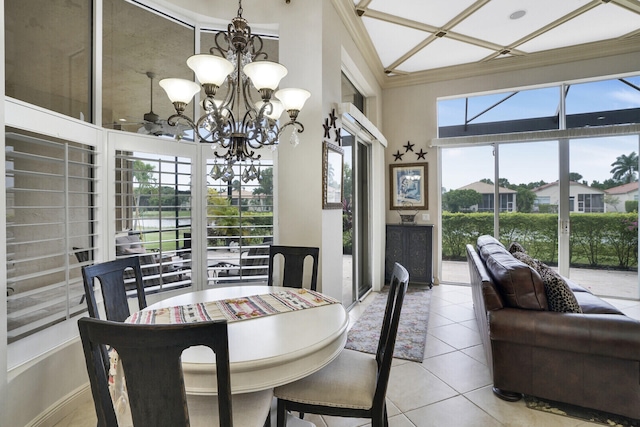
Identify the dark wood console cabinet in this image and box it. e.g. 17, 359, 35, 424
385, 224, 433, 287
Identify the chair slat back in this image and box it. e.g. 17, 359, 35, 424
373, 262, 409, 408
78, 318, 234, 427
268, 245, 319, 291
82, 257, 147, 322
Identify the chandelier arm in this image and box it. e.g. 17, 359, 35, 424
278, 120, 305, 137
167, 113, 197, 134
211, 31, 230, 57
249, 34, 266, 60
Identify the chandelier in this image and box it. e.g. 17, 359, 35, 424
159, 0, 310, 183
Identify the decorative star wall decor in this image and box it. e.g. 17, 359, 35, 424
393, 140, 429, 162
403, 141, 414, 152
323, 119, 331, 139
322, 108, 342, 146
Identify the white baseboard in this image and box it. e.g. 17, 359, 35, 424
27, 384, 92, 427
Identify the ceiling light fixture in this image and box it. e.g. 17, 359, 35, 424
509, 10, 527, 20
159, 0, 310, 183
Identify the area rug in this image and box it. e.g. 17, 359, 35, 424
525, 395, 640, 426
345, 286, 431, 362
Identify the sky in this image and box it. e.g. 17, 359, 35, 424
439, 76, 640, 191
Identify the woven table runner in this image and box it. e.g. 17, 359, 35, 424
127, 288, 338, 325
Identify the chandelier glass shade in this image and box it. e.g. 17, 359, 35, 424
159, 1, 310, 183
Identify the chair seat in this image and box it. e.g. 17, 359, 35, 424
188, 389, 274, 427
274, 349, 377, 410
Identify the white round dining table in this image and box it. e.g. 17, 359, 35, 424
141, 285, 349, 395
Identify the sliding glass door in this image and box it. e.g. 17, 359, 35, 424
341, 125, 373, 306
440, 135, 639, 299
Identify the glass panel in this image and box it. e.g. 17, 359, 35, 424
440, 145, 494, 283
438, 86, 560, 137
341, 73, 365, 114
114, 151, 192, 292
6, 129, 96, 342
341, 129, 354, 305
356, 140, 371, 298
103, 0, 195, 135
5, 0, 92, 121
569, 136, 639, 298
499, 141, 559, 263
206, 160, 274, 286
566, 76, 640, 128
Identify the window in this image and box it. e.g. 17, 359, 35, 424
578, 193, 605, 213
438, 75, 640, 138
102, 0, 195, 134
206, 161, 274, 285
342, 73, 365, 114
480, 194, 493, 212
438, 86, 559, 137
6, 129, 96, 342
5, 0, 92, 121
114, 151, 192, 292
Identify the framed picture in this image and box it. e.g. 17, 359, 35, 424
389, 163, 428, 210
322, 142, 344, 209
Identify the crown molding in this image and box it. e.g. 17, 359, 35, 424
382, 37, 640, 89
331, 0, 388, 87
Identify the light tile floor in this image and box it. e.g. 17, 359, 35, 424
54, 284, 640, 427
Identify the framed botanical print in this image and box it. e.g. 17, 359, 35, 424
322, 142, 344, 209
389, 163, 428, 209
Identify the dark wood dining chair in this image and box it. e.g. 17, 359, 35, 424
78, 317, 273, 427
273, 262, 409, 427
267, 245, 319, 291
81, 257, 147, 322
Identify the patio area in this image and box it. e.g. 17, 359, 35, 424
442, 260, 639, 300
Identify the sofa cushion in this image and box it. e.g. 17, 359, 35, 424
480, 244, 548, 310
512, 251, 582, 313
477, 235, 504, 252
573, 291, 624, 315
564, 277, 592, 294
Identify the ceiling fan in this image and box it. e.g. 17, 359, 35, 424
137, 71, 189, 138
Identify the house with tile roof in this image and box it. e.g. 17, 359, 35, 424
533, 181, 606, 213
605, 182, 639, 212
458, 181, 517, 212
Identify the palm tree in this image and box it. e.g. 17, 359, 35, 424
610, 152, 638, 184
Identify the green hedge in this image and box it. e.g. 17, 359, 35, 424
442, 212, 638, 269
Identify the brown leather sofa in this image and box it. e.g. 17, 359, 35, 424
467, 235, 640, 419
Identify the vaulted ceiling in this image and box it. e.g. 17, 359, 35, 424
335, 0, 640, 87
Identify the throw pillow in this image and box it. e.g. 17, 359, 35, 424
536, 266, 582, 313
512, 252, 582, 313
508, 242, 527, 254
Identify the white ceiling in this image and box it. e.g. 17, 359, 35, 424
342, 0, 640, 85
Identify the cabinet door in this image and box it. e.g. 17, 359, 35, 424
406, 226, 432, 284
385, 226, 404, 282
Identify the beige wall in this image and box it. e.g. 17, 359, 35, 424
382, 51, 640, 284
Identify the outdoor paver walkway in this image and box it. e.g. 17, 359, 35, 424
442, 260, 639, 300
